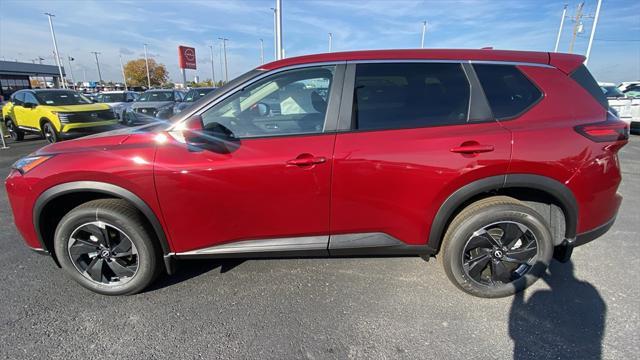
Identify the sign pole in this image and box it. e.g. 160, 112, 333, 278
182, 68, 187, 88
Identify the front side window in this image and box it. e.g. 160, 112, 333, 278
201, 66, 334, 138
353, 63, 470, 130
35, 91, 92, 105
473, 64, 542, 120
23, 92, 38, 105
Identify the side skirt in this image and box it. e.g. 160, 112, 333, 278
171, 233, 434, 260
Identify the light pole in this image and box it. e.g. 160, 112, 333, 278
90, 51, 103, 84
275, 0, 283, 60
218, 37, 229, 82
208, 45, 216, 86
328, 33, 332, 52
271, 7, 277, 60
420, 21, 427, 48
120, 54, 128, 91
260, 38, 264, 64
554, 5, 568, 52
44, 13, 66, 88
143, 43, 151, 89
67, 56, 76, 89
585, 0, 602, 65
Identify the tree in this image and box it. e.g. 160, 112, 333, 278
124, 58, 169, 87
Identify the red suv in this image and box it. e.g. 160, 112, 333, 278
5, 50, 628, 297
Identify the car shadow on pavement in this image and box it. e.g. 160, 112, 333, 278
145, 259, 246, 293
509, 260, 606, 360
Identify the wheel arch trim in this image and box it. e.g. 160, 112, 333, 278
427, 174, 578, 252
33, 181, 171, 255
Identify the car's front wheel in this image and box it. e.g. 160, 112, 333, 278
441, 196, 553, 298
54, 199, 160, 295
42, 121, 58, 143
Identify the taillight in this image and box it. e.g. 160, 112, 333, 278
574, 111, 629, 143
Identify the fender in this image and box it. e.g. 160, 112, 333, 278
427, 174, 578, 252
33, 181, 171, 255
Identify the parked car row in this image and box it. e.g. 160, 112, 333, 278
599, 81, 640, 134
2, 87, 219, 143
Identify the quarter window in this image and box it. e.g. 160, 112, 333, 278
473, 64, 542, 120
201, 66, 335, 138
352, 63, 470, 130
13, 91, 25, 105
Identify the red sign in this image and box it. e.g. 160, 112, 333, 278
178, 46, 197, 70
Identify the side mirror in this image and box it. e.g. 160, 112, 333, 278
179, 116, 239, 153
250, 102, 270, 117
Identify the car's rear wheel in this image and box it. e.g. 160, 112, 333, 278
5, 118, 24, 141
54, 199, 160, 295
42, 121, 58, 143
441, 196, 553, 298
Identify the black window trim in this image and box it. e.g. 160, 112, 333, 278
185, 62, 346, 140
471, 62, 545, 122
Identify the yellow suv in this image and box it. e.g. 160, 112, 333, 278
2, 89, 118, 143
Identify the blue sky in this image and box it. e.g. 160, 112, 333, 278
0, 0, 638, 83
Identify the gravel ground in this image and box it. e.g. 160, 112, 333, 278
1, 134, 638, 359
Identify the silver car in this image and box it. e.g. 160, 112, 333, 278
96, 91, 139, 121
124, 89, 183, 125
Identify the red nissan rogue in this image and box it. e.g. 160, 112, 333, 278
5, 50, 628, 297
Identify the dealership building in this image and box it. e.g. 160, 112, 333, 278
0, 60, 65, 100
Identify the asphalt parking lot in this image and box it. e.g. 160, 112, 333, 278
1, 134, 638, 359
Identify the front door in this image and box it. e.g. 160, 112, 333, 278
155, 65, 343, 254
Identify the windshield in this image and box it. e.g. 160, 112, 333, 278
184, 88, 215, 102
601, 86, 625, 98
36, 91, 92, 106
138, 91, 174, 102
99, 93, 126, 102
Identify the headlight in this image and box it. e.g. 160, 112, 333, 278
53, 112, 72, 124
12, 155, 53, 175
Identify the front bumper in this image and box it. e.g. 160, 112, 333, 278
60, 120, 119, 139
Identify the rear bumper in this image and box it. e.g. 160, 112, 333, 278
573, 214, 617, 247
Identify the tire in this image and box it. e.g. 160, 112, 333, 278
54, 199, 160, 295
123, 112, 135, 126
5, 118, 24, 141
441, 196, 553, 298
42, 121, 59, 143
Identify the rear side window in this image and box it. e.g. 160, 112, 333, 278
13, 91, 25, 105
473, 64, 542, 120
569, 65, 608, 109
353, 63, 470, 130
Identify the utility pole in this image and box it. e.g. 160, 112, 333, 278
554, 5, 568, 52
143, 43, 151, 89
218, 38, 229, 82
568, 2, 585, 53
420, 21, 427, 48
119, 54, 128, 91
585, 0, 602, 65
260, 39, 264, 64
90, 51, 103, 84
275, 0, 283, 60
44, 13, 66, 88
67, 56, 76, 89
328, 33, 332, 52
208, 45, 216, 86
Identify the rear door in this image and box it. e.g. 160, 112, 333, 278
330, 62, 512, 251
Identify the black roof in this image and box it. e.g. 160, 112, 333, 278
0, 60, 65, 77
